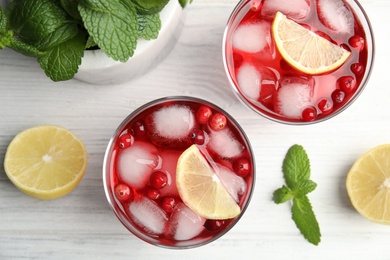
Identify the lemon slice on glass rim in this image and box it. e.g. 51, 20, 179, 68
272, 11, 351, 75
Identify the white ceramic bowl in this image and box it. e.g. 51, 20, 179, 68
75, 0, 185, 85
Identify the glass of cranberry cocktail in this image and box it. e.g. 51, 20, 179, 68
223, 0, 374, 124
103, 96, 255, 248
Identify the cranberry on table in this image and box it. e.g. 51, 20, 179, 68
150, 171, 168, 189
209, 113, 227, 131
302, 106, 317, 122
233, 158, 251, 177
114, 184, 132, 202
196, 105, 213, 124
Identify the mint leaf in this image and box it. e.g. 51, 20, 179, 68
38, 32, 85, 81
60, 0, 82, 20
0, 7, 7, 34
79, 0, 138, 62
273, 144, 321, 245
7, 0, 67, 45
131, 0, 169, 15
85, 36, 97, 49
282, 144, 310, 189
179, 0, 188, 8
273, 186, 293, 204
295, 179, 317, 197
138, 13, 161, 40
35, 22, 79, 50
292, 196, 321, 246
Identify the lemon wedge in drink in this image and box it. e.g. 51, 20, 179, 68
272, 11, 351, 75
176, 145, 240, 219
4, 125, 88, 200
346, 144, 390, 225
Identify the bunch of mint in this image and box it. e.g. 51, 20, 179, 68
0, 0, 191, 82
273, 144, 321, 245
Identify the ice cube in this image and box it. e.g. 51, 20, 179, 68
261, 0, 310, 20
237, 63, 277, 104
168, 203, 206, 241
159, 149, 181, 197
232, 21, 271, 53
237, 63, 261, 100
274, 76, 315, 119
208, 128, 244, 158
128, 196, 168, 235
151, 105, 195, 139
317, 0, 354, 35
215, 164, 246, 203
117, 141, 160, 189
146, 105, 196, 148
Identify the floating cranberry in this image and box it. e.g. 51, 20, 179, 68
145, 186, 160, 200
317, 98, 333, 114
191, 129, 206, 145
351, 62, 364, 76
196, 106, 213, 124
349, 35, 365, 51
204, 219, 225, 231
118, 133, 133, 149
337, 75, 356, 93
132, 120, 146, 138
114, 184, 132, 202
209, 113, 227, 131
161, 197, 177, 213
302, 106, 317, 122
233, 158, 251, 177
150, 171, 168, 189
331, 89, 346, 104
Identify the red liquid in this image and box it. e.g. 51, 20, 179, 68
224, 0, 371, 123
106, 98, 254, 248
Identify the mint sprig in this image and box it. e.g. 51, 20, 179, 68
273, 144, 321, 246
0, 0, 189, 82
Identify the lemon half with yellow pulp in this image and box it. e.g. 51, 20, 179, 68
346, 144, 390, 225
4, 125, 88, 200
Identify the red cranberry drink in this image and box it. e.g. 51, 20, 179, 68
103, 97, 255, 248
223, 0, 374, 124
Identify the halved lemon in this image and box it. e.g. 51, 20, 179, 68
4, 125, 88, 200
272, 11, 351, 75
346, 144, 390, 225
176, 145, 240, 219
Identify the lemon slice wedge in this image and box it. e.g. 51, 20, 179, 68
272, 11, 351, 74
176, 145, 240, 219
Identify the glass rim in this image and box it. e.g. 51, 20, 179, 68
102, 96, 256, 249
222, 0, 375, 125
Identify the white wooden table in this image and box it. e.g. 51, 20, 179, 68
1, 0, 389, 259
